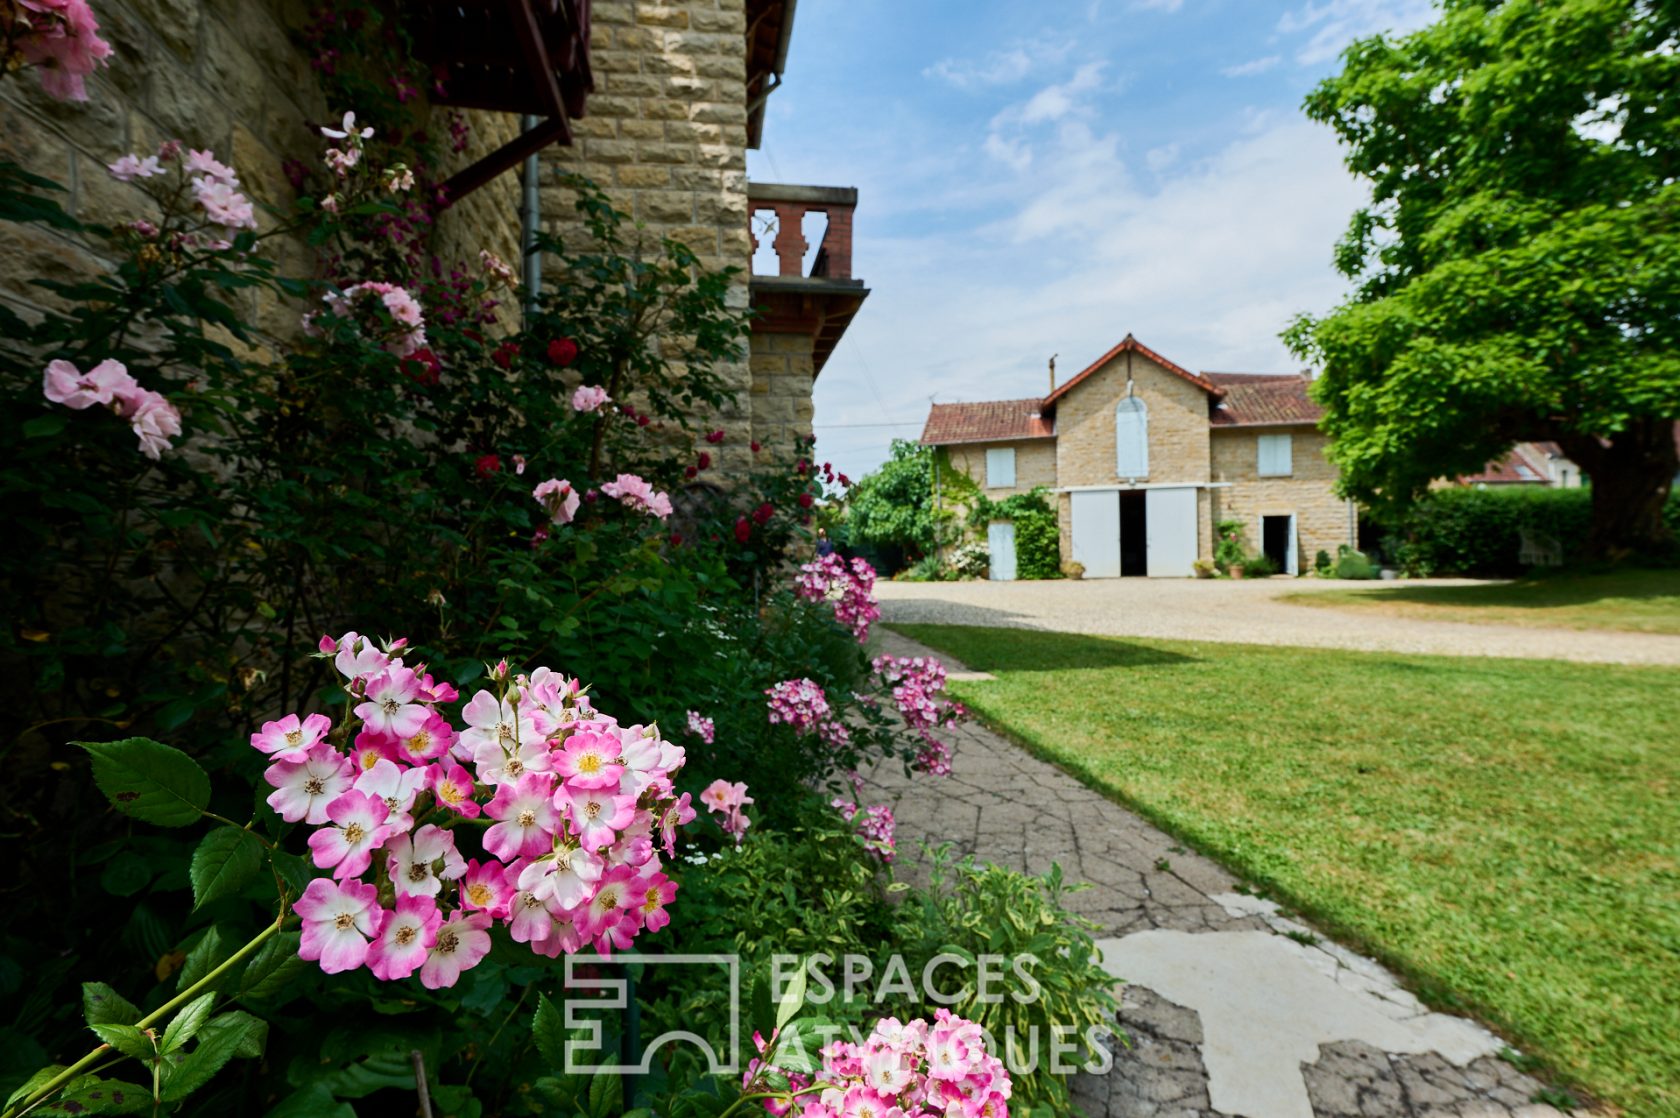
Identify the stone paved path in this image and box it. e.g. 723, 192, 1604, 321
874, 577, 1680, 666
861, 630, 1571, 1118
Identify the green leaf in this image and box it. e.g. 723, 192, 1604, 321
198, 1010, 267, 1060
37, 1074, 150, 1115
774, 960, 807, 1031
190, 826, 264, 909
532, 992, 567, 1070
100, 852, 152, 897
160, 1012, 253, 1101
177, 926, 232, 992
83, 982, 140, 1026
160, 991, 217, 1054
264, 1083, 356, 1118
22, 414, 67, 439
76, 738, 210, 827
238, 931, 306, 1003
586, 1069, 621, 1118
89, 1024, 154, 1062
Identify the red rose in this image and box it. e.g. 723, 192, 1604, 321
750, 441, 761, 454
669, 532, 683, 546
752, 502, 774, 526
474, 454, 501, 478
636, 414, 650, 427
685, 466, 698, 479
402, 347, 441, 387
547, 337, 579, 366
492, 342, 519, 370
705, 429, 725, 444
796, 459, 809, 475
838, 473, 851, 487
798, 492, 814, 509
734, 516, 751, 544
697, 452, 711, 470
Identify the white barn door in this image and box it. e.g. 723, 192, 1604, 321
1146, 486, 1198, 577
987, 521, 1017, 581
1071, 490, 1120, 578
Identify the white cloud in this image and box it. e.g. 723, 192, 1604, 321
981, 62, 1110, 169
1132, 0, 1185, 11
808, 115, 1372, 482
1222, 54, 1282, 78
1278, 0, 1438, 65
1018, 61, 1107, 124
1146, 142, 1181, 173
923, 38, 1074, 91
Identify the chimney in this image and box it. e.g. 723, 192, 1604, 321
1048, 353, 1058, 394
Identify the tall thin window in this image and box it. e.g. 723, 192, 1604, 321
1116, 397, 1148, 478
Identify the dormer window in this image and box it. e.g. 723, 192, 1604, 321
1116, 397, 1148, 478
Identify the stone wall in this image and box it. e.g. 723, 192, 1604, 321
1055, 352, 1212, 488
0, 0, 524, 334
1210, 426, 1355, 569
534, 0, 755, 476
944, 439, 1058, 500
749, 331, 814, 457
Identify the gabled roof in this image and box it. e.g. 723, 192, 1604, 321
1206, 373, 1322, 427
1044, 333, 1224, 404
920, 398, 1055, 446
1459, 443, 1551, 485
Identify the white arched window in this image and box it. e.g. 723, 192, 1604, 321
1116, 396, 1148, 478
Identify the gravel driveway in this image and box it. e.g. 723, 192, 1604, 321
875, 577, 1680, 666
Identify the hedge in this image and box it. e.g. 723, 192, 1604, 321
1392, 487, 1680, 576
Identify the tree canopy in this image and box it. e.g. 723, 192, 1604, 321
1285, 0, 1680, 558
841, 439, 941, 563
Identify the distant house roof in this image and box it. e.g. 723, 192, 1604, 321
1044, 333, 1224, 404
1459, 443, 1552, 485
1205, 372, 1323, 428
921, 398, 1055, 446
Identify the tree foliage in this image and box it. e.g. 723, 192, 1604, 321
1284, 0, 1680, 559
842, 439, 941, 562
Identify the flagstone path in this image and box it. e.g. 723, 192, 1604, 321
860, 630, 1571, 1118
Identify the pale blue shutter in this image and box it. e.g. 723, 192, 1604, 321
1116, 397, 1149, 478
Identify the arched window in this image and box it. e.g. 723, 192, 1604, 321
1116, 396, 1148, 478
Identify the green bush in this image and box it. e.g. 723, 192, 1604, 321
970, 488, 1062, 580
1392, 487, 1680, 577
1241, 553, 1278, 578
895, 852, 1122, 1118
1214, 519, 1247, 573
1314, 549, 1333, 576
1334, 544, 1377, 579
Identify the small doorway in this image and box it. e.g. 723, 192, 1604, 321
1119, 490, 1148, 577
987, 521, 1017, 581
1261, 514, 1297, 576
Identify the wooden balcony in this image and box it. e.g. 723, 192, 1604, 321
748, 183, 868, 377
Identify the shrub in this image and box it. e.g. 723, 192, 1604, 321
1314, 549, 1334, 576
970, 488, 1062, 580
1334, 544, 1377, 579
1389, 487, 1680, 577
1242, 552, 1278, 578
1214, 519, 1247, 573
947, 540, 990, 579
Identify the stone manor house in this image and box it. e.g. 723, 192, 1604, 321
0, 0, 862, 469
921, 335, 1360, 578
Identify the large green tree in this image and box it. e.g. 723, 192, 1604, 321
1285, 0, 1680, 559
842, 439, 942, 561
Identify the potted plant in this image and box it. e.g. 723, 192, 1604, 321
1192, 558, 1215, 579
1228, 562, 1246, 580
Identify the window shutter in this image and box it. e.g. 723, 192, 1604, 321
985, 447, 1016, 488
1257, 434, 1293, 477
1116, 398, 1148, 478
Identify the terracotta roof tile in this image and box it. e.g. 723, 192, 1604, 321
920, 398, 1054, 446
1044, 334, 1222, 404
1458, 444, 1551, 485
1206, 373, 1322, 427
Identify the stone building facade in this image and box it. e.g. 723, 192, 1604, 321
1, 0, 861, 471
0, 0, 522, 334
921, 335, 1358, 577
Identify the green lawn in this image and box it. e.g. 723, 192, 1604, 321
1283, 568, 1680, 635
894, 624, 1680, 1118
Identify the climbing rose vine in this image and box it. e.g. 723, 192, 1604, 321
795, 554, 881, 643
262, 633, 697, 985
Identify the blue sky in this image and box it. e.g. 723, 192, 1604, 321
745, 0, 1438, 482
